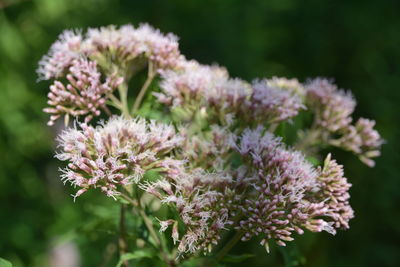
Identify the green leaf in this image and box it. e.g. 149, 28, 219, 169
143, 169, 162, 182
306, 156, 320, 166
116, 250, 153, 267
221, 253, 255, 263
115, 196, 130, 205
0, 258, 12, 267
279, 243, 306, 267
180, 258, 212, 267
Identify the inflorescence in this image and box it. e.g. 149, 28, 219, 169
39, 23, 383, 258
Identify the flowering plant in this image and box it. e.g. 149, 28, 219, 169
39, 23, 383, 266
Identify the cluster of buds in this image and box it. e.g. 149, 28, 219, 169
85, 24, 183, 71
305, 78, 383, 166
39, 24, 184, 125
178, 125, 233, 170
313, 154, 354, 229
306, 78, 355, 132
332, 118, 383, 167
232, 127, 353, 250
44, 58, 123, 125
155, 61, 229, 108
39, 23, 183, 79
266, 77, 306, 98
141, 169, 235, 254
157, 61, 308, 126
155, 61, 250, 125
132, 24, 183, 70
85, 25, 147, 68
249, 79, 305, 123
37, 30, 83, 80
56, 116, 183, 198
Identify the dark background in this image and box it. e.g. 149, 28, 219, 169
0, 0, 399, 266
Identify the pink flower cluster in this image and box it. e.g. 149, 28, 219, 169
40, 23, 384, 258
306, 78, 383, 166
140, 126, 354, 255
37, 30, 83, 80
155, 61, 250, 125
86, 24, 183, 70
38, 24, 183, 80
56, 116, 183, 199
232, 127, 354, 250
306, 78, 356, 132
250, 79, 305, 123
156, 62, 306, 125
315, 154, 354, 229
142, 169, 234, 254
44, 58, 123, 126
179, 125, 234, 170
39, 24, 184, 125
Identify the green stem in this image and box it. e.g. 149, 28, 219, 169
119, 204, 130, 267
122, 191, 175, 265
214, 230, 244, 263
139, 208, 161, 247
132, 62, 155, 114
118, 82, 130, 118
135, 190, 174, 266
120, 193, 138, 207
269, 122, 279, 133
294, 128, 322, 153
108, 93, 123, 108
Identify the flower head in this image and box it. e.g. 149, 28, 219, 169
85, 25, 147, 63
85, 24, 183, 71
179, 125, 235, 170
156, 60, 251, 125
156, 61, 230, 107
142, 169, 234, 255
266, 77, 305, 97
232, 127, 353, 249
43, 58, 123, 125
306, 78, 355, 132
157, 64, 306, 125
133, 24, 183, 70
313, 154, 354, 229
56, 116, 183, 198
249, 79, 305, 123
39, 24, 186, 125
38, 30, 83, 80
333, 118, 383, 167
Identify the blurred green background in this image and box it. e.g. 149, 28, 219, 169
0, 0, 399, 266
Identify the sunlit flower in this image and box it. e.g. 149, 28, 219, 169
85, 24, 183, 71
85, 24, 147, 63
157, 64, 306, 125
38, 30, 83, 80
56, 116, 183, 198
133, 23, 184, 70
